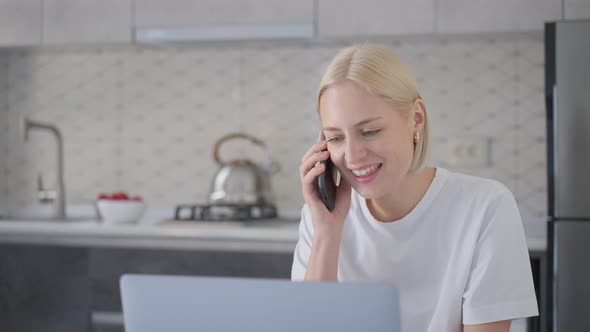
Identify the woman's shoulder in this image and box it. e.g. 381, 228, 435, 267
434, 169, 521, 231
438, 167, 514, 203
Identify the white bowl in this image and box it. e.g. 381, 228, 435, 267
96, 200, 145, 225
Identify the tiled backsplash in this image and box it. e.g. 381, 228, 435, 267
0, 36, 546, 218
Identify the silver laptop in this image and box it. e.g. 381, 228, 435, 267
120, 274, 400, 332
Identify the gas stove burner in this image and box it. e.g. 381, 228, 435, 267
174, 202, 278, 221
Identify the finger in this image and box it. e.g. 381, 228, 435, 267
299, 152, 329, 177
301, 161, 324, 203
302, 161, 325, 185
301, 140, 327, 164
300, 150, 329, 178
316, 129, 324, 143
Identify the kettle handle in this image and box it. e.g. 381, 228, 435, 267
212, 132, 277, 171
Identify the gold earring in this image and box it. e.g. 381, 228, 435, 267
414, 132, 420, 144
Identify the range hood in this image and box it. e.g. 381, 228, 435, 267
134, 23, 314, 43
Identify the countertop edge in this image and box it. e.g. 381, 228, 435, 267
0, 220, 300, 253
0, 218, 547, 253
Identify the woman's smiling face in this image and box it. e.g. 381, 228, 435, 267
319, 80, 417, 199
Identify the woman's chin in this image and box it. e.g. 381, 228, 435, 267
352, 185, 383, 200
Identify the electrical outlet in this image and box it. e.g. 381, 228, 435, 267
447, 137, 490, 168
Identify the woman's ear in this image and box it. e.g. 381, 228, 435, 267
412, 98, 427, 132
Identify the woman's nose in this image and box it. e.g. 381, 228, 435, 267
343, 138, 367, 165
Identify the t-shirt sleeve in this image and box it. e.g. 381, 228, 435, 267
462, 188, 539, 325
291, 205, 314, 281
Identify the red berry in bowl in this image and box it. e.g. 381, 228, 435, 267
112, 192, 129, 200
98, 193, 111, 200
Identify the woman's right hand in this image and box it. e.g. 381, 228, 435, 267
299, 131, 352, 236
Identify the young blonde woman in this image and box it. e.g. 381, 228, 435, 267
292, 44, 538, 332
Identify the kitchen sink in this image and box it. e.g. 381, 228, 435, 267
0, 215, 98, 223
0, 204, 98, 223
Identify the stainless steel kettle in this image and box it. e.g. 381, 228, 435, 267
209, 133, 280, 205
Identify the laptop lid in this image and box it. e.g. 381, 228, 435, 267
120, 274, 400, 332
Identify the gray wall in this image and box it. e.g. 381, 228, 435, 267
0, 36, 547, 217
0, 52, 8, 213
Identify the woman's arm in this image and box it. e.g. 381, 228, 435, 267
464, 320, 510, 332
462, 189, 538, 325
298, 131, 352, 281
304, 229, 343, 280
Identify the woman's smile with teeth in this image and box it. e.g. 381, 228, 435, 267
351, 164, 382, 177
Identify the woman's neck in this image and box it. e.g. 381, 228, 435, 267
366, 167, 436, 223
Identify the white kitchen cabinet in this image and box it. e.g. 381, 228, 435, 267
437, 0, 562, 33
317, 0, 435, 38
43, 0, 132, 44
0, 0, 42, 47
134, 0, 314, 27
564, 0, 590, 19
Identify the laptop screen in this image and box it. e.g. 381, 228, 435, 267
120, 274, 400, 332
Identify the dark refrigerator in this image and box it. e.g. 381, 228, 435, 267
545, 19, 590, 332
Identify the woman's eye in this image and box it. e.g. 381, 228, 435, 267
363, 130, 381, 136
327, 137, 343, 143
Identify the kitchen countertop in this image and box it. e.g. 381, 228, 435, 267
0, 214, 547, 254
0, 205, 547, 253
0, 218, 301, 253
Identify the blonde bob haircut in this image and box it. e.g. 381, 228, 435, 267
317, 43, 430, 174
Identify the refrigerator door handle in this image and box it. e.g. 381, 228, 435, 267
552, 83, 558, 217
552, 229, 559, 332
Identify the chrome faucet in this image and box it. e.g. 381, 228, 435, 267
23, 117, 66, 219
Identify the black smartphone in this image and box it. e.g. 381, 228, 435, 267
317, 136, 336, 211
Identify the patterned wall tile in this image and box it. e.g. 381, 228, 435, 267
2, 48, 124, 210
404, 39, 520, 196
0, 37, 548, 218
240, 46, 331, 208
65, 143, 118, 202
514, 39, 547, 217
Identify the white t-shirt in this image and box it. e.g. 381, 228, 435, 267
291, 167, 538, 332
